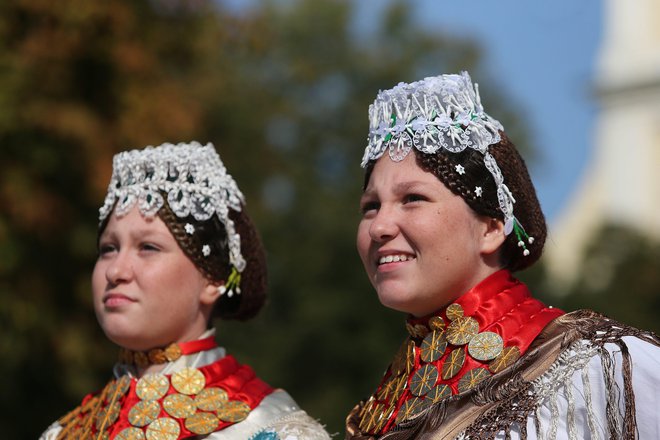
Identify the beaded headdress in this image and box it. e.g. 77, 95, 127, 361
362, 71, 533, 251
99, 141, 247, 273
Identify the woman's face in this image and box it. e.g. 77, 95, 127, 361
92, 207, 219, 351
357, 154, 503, 317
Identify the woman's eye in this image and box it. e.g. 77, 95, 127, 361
98, 244, 117, 256
360, 201, 379, 214
404, 193, 426, 203
140, 243, 160, 252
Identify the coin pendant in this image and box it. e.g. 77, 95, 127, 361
457, 367, 491, 393
145, 417, 180, 440
136, 374, 169, 400
217, 400, 251, 423
115, 427, 146, 440
429, 383, 452, 402
445, 303, 464, 321
446, 316, 479, 345
409, 364, 439, 397
185, 412, 219, 435
468, 331, 504, 361
441, 348, 466, 380
195, 387, 229, 411
420, 330, 447, 363
163, 393, 196, 418
171, 367, 206, 395
489, 346, 521, 373
129, 400, 160, 427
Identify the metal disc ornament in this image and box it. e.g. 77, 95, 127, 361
409, 364, 439, 397
468, 331, 504, 361
441, 348, 466, 380
446, 316, 479, 345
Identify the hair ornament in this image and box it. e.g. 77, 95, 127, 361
362, 71, 524, 248
218, 267, 242, 298
99, 141, 247, 271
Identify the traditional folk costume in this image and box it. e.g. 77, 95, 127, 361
345, 271, 660, 439
348, 73, 660, 438
41, 142, 331, 439
41, 331, 331, 439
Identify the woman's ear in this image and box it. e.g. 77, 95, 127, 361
200, 280, 224, 306
480, 217, 506, 255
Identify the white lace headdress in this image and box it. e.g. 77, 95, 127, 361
362, 71, 525, 241
99, 141, 246, 272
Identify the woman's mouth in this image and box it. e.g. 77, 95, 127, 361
103, 293, 135, 308
378, 254, 415, 265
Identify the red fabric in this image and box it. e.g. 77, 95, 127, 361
378, 270, 564, 434
178, 336, 218, 355
70, 355, 274, 439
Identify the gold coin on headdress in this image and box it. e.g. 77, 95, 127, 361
194, 387, 229, 411
468, 331, 504, 361
163, 394, 196, 418
128, 400, 160, 427
106, 375, 131, 402
409, 364, 439, 397
95, 401, 120, 431
489, 346, 521, 373
429, 316, 446, 331
171, 367, 206, 395
429, 383, 452, 402
446, 316, 479, 345
457, 367, 491, 393
217, 400, 251, 423
185, 412, 219, 435
445, 303, 464, 321
441, 348, 466, 380
394, 397, 431, 424
145, 417, 180, 440
163, 344, 183, 362
115, 427, 146, 440
420, 330, 448, 363
136, 374, 170, 401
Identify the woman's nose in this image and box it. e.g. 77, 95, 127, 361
369, 207, 399, 242
105, 252, 133, 285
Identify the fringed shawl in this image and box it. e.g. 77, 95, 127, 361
346, 310, 660, 440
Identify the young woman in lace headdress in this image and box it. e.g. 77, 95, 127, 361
41, 141, 331, 440
346, 73, 660, 439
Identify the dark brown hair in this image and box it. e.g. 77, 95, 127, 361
364, 132, 546, 272
156, 202, 267, 321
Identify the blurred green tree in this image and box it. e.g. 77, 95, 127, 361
557, 224, 660, 335
0, 0, 536, 436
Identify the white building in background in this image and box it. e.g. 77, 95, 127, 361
545, 0, 660, 286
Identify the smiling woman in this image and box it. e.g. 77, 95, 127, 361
41, 142, 330, 440
346, 73, 660, 439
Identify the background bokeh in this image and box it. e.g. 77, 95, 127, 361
1, 1, 658, 437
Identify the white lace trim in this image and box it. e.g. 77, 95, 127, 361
98, 141, 246, 271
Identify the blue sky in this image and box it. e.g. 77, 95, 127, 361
223, 0, 603, 222
353, 0, 603, 222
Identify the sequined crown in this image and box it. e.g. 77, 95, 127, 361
361, 71, 529, 241
99, 141, 246, 272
